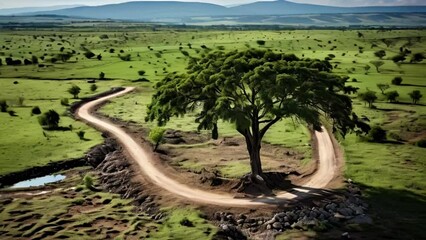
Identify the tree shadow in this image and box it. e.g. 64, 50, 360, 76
401, 83, 426, 88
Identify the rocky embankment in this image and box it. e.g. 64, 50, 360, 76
214, 182, 372, 239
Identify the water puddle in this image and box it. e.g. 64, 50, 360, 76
9, 174, 66, 189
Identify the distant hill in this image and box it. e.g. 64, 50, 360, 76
0, 5, 83, 15
24, 1, 230, 20
8, 0, 426, 25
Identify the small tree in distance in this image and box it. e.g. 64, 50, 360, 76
149, 127, 165, 152
370, 60, 384, 73
38, 110, 60, 130
90, 84, 98, 92
359, 90, 377, 108
99, 72, 105, 80
409, 90, 423, 104
0, 100, 8, 112
386, 90, 399, 103
391, 76, 403, 85
68, 85, 81, 99
374, 50, 386, 59
377, 83, 390, 95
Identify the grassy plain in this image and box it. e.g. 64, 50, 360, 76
0, 27, 425, 239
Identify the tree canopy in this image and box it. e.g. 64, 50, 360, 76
146, 49, 368, 178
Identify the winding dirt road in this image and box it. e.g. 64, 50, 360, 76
77, 87, 339, 207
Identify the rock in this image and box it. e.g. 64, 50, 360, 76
338, 208, 354, 217
272, 222, 283, 230
266, 224, 272, 230
341, 232, 350, 239
347, 215, 373, 225
237, 219, 245, 225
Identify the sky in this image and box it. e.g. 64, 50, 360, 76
1, 0, 426, 9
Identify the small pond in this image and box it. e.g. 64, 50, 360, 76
9, 174, 66, 189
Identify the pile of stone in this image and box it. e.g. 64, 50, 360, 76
214, 184, 372, 239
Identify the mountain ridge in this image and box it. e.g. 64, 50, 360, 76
5, 0, 426, 23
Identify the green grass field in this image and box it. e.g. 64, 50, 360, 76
0, 27, 425, 239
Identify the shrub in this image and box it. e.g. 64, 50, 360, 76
391, 76, 403, 85
0, 100, 8, 112
408, 90, 422, 104
149, 127, 165, 152
416, 139, 426, 148
359, 90, 377, 108
83, 174, 94, 190
138, 70, 146, 76
256, 40, 266, 46
99, 72, 105, 80
374, 50, 386, 59
68, 85, 81, 99
38, 110, 60, 129
369, 126, 387, 142
60, 98, 69, 106
84, 51, 96, 59
8, 110, 17, 116
90, 84, 98, 92
76, 130, 85, 140
119, 54, 131, 61
386, 90, 399, 103
31, 106, 41, 115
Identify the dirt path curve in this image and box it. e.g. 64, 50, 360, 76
77, 87, 339, 207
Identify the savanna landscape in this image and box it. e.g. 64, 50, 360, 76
0, 1, 425, 239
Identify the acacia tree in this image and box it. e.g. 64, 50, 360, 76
146, 50, 367, 180
409, 90, 423, 104
68, 85, 81, 99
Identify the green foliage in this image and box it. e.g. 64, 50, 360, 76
392, 53, 406, 63
410, 53, 425, 63
416, 139, 426, 148
374, 50, 386, 59
99, 71, 105, 80
38, 110, 60, 129
119, 54, 131, 61
60, 98, 69, 106
391, 76, 403, 85
408, 90, 423, 104
377, 83, 390, 95
147, 49, 367, 175
359, 90, 377, 108
68, 85, 81, 99
0, 99, 8, 112
83, 174, 94, 190
386, 90, 399, 103
77, 130, 85, 140
138, 70, 146, 76
149, 127, 165, 151
256, 40, 266, 45
370, 60, 384, 72
31, 106, 41, 115
369, 126, 387, 142
90, 84, 98, 92
84, 51, 95, 59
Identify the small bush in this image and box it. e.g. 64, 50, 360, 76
391, 76, 403, 85
83, 174, 94, 190
369, 126, 387, 142
60, 98, 69, 106
8, 110, 17, 116
179, 217, 194, 227
0, 100, 8, 112
138, 70, 146, 76
119, 54, 131, 61
416, 139, 426, 148
90, 84, 98, 92
256, 40, 266, 46
31, 106, 41, 115
77, 130, 85, 140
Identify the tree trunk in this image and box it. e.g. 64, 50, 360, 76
154, 141, 159, 152
211, 123, 218, 140
243, 132, 263, 177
